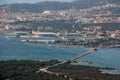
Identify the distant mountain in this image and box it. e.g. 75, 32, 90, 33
0, 1, 71, 13
0, 0, 120, 13
71, 0, 120, 8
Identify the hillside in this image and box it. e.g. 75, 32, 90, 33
0, 0, 120, 13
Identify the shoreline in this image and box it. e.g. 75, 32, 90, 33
0, 60, 120, 75
19, 41, 120, 48
1, 60, 120, 80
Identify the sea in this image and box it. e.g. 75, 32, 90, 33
0, 34, 120, 74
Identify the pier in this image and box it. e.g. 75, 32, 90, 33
21, 39, 55, 43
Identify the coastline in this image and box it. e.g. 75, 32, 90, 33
0, 60, 120, 80
0, 60, 120, 75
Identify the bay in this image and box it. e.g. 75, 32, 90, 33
0, 34, 120, 70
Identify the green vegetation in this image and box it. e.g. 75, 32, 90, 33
49, 64, 120, 80
0, 60, 120, 80
0, 60, 67, 80
10, 20, 79, 32
10, 20, 120, 32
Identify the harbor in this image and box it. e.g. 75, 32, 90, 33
0, 34, 120, 70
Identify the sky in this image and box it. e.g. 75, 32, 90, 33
0, 0, 74, 5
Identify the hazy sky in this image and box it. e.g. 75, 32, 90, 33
0, 0, 74, 5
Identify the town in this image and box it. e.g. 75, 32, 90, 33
0, 2, 120, 48
0, 0, 120, 80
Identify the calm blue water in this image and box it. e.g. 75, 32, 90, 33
0, 34, 120, 69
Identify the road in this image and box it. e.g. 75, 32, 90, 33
36, 46, 102, 75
